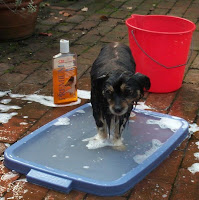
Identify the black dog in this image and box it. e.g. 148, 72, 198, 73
90, 42, 150, 150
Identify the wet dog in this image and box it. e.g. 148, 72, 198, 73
90, 42, 151, 150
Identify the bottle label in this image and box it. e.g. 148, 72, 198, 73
54, 56, 74, 69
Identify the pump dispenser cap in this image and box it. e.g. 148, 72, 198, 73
60, 39, 69, 53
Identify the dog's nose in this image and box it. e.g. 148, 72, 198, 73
114, 106, 122, 114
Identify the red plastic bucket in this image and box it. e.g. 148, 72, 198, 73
125, 15, 196, 93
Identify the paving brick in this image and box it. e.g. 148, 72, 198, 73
181, 139, 199, 168
75, 20, 100, 31
0, 161, 10, 175
75, 29, 102, 46
184, 51, 198, 75
32, 45, 58, 62
146, 150, 184, 184
0, 63, 14, 76
38, 80, 53, 96
0, 73, 27, 90
70, 44, 89, 57
145, 92, 176, 112
13, 60, 42, 75
35, 23, 52, 35
173, 84, 199, 103
23, 68, 52, 85
0, 117, 34, 143
191, 53, 199, 69
77, 57, 92, 78
151, 8, 169, 15
67, 0, 91, 11
78, 75, 91, 91
40, 15, 61, 25
62, 30, 87, 44
169, 84, 199, 122
100, 24, 128, 42
86, 195, 126, 200
184, 3, 199, 18
65, 15, 85, 23
110, 7, 134, 19
44, 190, 86, 200
175, 0, 191, 7
129, 179, 172, 200
56, 23, 76, 33
0, 143, 6, 155
4, 180, 48, 200
184, 69, 199, 85
17, 102, 50, 120
169, 100, 199, 122
196, 21, 199, 31
80, 44, 104, 61
170, 168, 199, 200
91, 18, 119, 37
157, 1, 175, 9
0, 171, 20, 196
79, 2, 107, 16
11, 82, 43, 95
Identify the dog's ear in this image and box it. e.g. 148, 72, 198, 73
133, 73, 151, 90
92, 74, 108, 86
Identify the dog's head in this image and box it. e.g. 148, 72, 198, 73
97, 71, 150, 116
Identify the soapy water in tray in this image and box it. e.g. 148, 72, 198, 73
146, 117, 182, 132
13, 105, 184, 182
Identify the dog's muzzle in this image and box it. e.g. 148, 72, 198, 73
110, 105, 128, 116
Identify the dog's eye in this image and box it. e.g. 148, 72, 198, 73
123, 89, 132, 96
124, 89, 137, 98
105, 90, 112, 96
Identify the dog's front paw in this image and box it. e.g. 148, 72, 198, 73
112, 138, 126, 151
83, 134, 110, 149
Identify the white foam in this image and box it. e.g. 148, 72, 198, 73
0, 91, 9, 97
0, 112, 18, 124
188, 163, 199, 174
54, 117, 70, 126
189, 123, 199, 135
76, 109, 85, 114
83, 134, 124, 149
135, 102, 152, 110
194, 152, 199, 160
9, 93, 24, 98
0, 99, 11, 104
0, 104, 21, 112
9, 92, 81, 107
133, 139, 163, 164
20, 122, 28, 125
195, 141, 199, 148
77, 89, 90, 99
83, 166, 90, 169
146, 117, 182, 132
130, 111, 136, 118
1, 171, 19, 181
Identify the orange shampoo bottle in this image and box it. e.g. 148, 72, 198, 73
53, 39, 77, 104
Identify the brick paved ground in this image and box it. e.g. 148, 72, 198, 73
0, 0, 199, 199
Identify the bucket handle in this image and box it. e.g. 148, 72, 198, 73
131, 30, 193, 69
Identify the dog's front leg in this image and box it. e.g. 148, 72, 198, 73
112, 118, 126, 151
96, 118, 108, 140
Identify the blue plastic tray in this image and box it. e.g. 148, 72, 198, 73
4, 103, 189, 196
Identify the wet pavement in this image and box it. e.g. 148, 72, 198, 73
0, 0, 199, 199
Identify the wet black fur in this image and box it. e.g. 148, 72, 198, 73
90, 42, 151, 138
